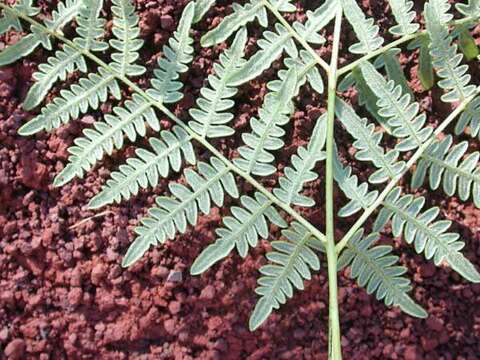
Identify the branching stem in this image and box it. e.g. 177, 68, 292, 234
338, 17, 476, 76
261, 0, 331, 73
335, 90, 480, 254
0, 3, 327, 244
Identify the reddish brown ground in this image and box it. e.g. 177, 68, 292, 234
1, 0, 480, 359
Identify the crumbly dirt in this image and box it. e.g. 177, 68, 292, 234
0, 0, 480, 359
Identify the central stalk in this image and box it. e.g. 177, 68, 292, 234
324, 7, 343, 360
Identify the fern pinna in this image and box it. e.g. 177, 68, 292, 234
2, 0, 480, 358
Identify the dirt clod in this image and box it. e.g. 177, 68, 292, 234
4, 339, 25, 359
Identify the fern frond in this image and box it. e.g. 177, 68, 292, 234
188, 29, 247, 138
0, 33, 45, 67
374, 187, 480, 282
359, 61, 433, 152
18, 0, 147, 133
374, 49, 413, 98
193, 0, 216, 24
23, 46, 86, 110
89, 126, 196, 209
110, 0, 146, 77
71, 0, 107, 52
200, 0, 295, 47
249, 222, 321, 330
53, 94, 158, 186
0, 0, 82, 66
292, 0, 339, 45
337, 229, 427, 318
146, 2, 195, 103
268, 50, 323, 95
297, 51, 324, 94
190, 192, 287, 274
412, 135, 480, 208
274, 113, 327, 207
425, 0, 477, 103
23, 0, 108, 110
192, 112, 327, 274
0, 0, 39, 34
18, 69, 121, 135
334, 148, 379, 217
228, 23, 298, 86
456, 0, 480, 17
201, 1, 266, 47
234, 68, 297, 176
454, 24, 479, 61
387, 0, 419, 36
335, 99, 405, 183
342, 67, 391, 132
455, 95, 480, 139
407, 35, 435, 91
341, 0, 384, 54
123, 157, 239, 267
44, 0, 83, 32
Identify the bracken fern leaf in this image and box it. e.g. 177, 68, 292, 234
200, 0, 295, 47
124, 157, 239, 267
110, 0, 146, 77
334, 147, 379, 217
341, 0, 384, 54
387, 0, 419, 36
407, 34, 435, 91
189, 28, 247, 138
338, 229, 427, 318
292, 0, 339, 45
455, 95, 480, 139
425, 0, 477, 103
412, 135, 480, 208
374, 49, 414, 98
23, 0, 108, 110
191, 192, 287, 274
18, 0, 144, 134
335, 98, 405, 183
0, 0, 39, 35
250, 222, 321, 330
0, 0, 82, 66
53, 94, 158, 186
146, 2, 195, 104
228, 23, 298, 86
18, 68, 121, 135
273, 113, 327, 207
359, 60, 433, 152
89, 126, 196, 209
192, 113, 327, 274
456, 0, 480, 17
234, 68, 297, 176
374, 187, 480, 282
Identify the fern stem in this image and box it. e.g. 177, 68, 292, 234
325, 7, 343, 360
335, 90, 480, 254
261, 0, 331, 74
338, 16, 477, 77
1, 3, 328, 244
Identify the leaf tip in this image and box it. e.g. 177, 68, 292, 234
87, 194, 106, 210
18, 117, 45, 136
